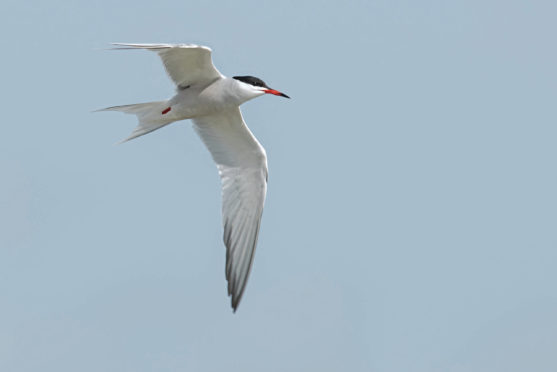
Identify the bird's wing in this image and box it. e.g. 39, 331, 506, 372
193, 108, 268, 311
111, 43, 223, 89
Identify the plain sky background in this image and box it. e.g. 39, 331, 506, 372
1, 0, 556, 371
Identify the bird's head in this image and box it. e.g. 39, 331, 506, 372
233, 76, 290, 101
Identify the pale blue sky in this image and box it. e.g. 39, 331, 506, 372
1, 1, 556, 371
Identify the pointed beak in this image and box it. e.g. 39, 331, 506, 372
264, 89, 290, 99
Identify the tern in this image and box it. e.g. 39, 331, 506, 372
98, 43, 289, 311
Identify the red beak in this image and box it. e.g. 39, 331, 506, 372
264, 89, 290, 98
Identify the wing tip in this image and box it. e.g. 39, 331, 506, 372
108, 42, 212, 52
228, 279, 249, 313
230, 294, 241, 313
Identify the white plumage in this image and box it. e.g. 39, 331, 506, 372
98, 43, 289, 311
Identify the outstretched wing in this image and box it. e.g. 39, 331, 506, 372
193, 108, 268, 312
111, 43, 223, 89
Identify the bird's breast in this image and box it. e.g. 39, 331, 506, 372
170, 81, 239, 120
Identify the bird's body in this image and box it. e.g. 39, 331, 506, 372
98, 43, 289, 311
168, 78, 255, 118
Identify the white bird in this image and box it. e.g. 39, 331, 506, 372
98, 43, 289, 311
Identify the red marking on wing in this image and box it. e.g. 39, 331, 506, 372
162, 107, 171, 115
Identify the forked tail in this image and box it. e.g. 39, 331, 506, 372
97, 101, 174, 143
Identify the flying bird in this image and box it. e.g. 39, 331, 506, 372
98, 43, 289, 311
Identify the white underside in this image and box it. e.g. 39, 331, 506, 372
99, 43, 269, 311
